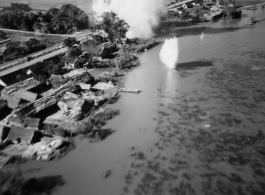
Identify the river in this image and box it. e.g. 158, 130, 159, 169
20, 7, 265, 195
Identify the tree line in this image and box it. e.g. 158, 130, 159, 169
0, 3, 89, 34
0, 38, 46, 63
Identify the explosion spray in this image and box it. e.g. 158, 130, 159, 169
159, 37, 179, 69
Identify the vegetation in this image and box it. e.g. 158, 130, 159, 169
115, 53, 138, 69
94, 12, 129, 43
74, 52, 94, 69
0, 31, 7, 41
1, 38, 46, 63
63, 37, 80, 47
223, 7, 242, 18
68, 47, 82, 58
0, 3, 89, 34
0, 166, 65, 195
0, 3, 37, 31
42, 60, 67, 76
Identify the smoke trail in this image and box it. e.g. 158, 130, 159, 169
159, 37, 179, 69
92, 0, 166, 38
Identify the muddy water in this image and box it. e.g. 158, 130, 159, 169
20, 8, 265, 195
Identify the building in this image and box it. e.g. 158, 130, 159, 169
228, 3, 235, 8
0, 99, 8, 114
7, 127, 41, 144
92, 81, 115, 91
211, 5, 220, 12
14, 90, 38, 103
182, 3, 193, 8
6, 96, 21, 109
79, 83, 91, 91
5, 77, 40, 96
205, 1, 215, 7
23, 117, 41, 130
0, 125, 10, 142
8, 115, 24, 127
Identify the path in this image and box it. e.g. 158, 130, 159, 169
0, 47, 68, 76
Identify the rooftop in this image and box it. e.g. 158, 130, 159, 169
14, 90, 38, 102
92, 81, 115, 91
7, 127, 37, 143
6, 77, 40, 95
23, 117, 40, 129
6, 96, 21, 109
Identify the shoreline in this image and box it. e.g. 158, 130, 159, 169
0, 38, 160, 163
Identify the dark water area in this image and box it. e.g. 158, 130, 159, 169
20, 8, 265, 195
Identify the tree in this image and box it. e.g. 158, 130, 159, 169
42, 60, 65, 76
0, 4, 37, 31
63, 37, 80, 47
68, 47, 82, 58
95, 12, 129, 43
22, 38, 46, 55
0, 31, 6, 41
49, 4, 89, 34
2, 39, 46, 62
2, 3, 31, 12
0, 3, 89, 34
3, 41, 23, 61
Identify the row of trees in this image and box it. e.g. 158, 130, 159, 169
0, 3, 89, 34
0, 38, 46, 63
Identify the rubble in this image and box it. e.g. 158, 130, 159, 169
22, 137, 66, 160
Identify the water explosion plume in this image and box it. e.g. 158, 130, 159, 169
92, 0, 166, 38
159, 37, 179, 69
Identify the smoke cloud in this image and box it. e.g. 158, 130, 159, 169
92, 0, 166, 38
159, 37, 179, 69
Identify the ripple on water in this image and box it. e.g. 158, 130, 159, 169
122, 110, 155, 132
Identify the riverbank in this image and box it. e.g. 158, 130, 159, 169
0, 40, 160, 195
241, 2, 265, 10
0, 35, 160, 163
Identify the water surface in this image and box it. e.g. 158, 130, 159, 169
21, 7, 265, 195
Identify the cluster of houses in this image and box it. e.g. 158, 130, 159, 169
0, 64, 120, 165
167, 0, 236, 21
0, 17, 142, 166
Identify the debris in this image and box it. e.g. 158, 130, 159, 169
22, 137, 66, 160
102, 170, 111, 178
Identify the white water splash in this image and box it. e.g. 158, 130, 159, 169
159, 37, 179, 69
92, 0, 166, 38
200, 31, 205, 40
